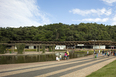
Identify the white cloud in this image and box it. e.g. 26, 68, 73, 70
69, 8, 112, 16
73, 18, 109, 22
0, 0, 50, 27
102, 0, 116, 4
111, 15, 116, 25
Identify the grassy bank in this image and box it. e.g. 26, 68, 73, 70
87, 60, 116, 77
7, 49, 40, 52
7, 49, 67, 52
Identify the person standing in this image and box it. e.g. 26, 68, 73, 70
59, 54, 62, 60
87, 51, 89, 55
64, 52, 67, 60
115, 51, 116, 56
66, 51, 69, 60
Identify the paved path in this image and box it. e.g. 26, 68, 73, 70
0, 54, 116, 77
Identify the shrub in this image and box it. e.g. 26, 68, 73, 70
16, 43, 25, 54
0, 44, 6, 54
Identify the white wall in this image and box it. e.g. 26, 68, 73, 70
29, 46, 34, 49
93, 45, 105, 49
55, 45, 66, 50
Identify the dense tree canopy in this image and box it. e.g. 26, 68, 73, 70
0, 23, 116, 42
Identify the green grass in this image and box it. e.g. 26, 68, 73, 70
86, 60, 116, 77
74, 50, 94, 53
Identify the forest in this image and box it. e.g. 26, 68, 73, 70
0, 23, 116, 43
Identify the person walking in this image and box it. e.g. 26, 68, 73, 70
102, 50, 105, 57
107, 51, 110, 57
105, 51, 106, 56
114, 51, 115, 56
96, 51, 98, 58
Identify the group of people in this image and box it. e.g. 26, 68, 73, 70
56, 51, 69, 61
102, 50, 116, 57
56, 54, 62, 61
94, 50, 116, 58
64, 51, 69, 60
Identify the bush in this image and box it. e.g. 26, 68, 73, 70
0, 44, 6, 54
16, 43, 25, 54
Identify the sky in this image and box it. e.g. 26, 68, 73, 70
0, 0, 116, 28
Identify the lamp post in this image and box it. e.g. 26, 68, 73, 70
94, 30, 96, 53
94, 40, 95, 53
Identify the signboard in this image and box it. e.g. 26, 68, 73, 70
77, 44, 84, 46
55, 45, 66, 50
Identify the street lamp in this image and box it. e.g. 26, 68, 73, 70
94, 30, 96, 53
